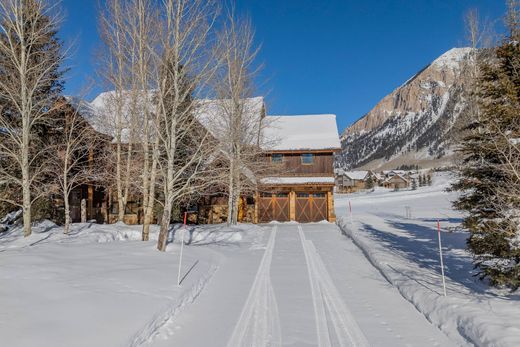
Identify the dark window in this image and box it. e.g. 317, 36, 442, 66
260, 192, 273, 197
297, 192, 309, 198
301, 153, 314, 164
271, 154, 284, 163
275, 192, 289, 197
312, 193, 326, 198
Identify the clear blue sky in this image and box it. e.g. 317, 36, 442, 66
59, 0, 506, 132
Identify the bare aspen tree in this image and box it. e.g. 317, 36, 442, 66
455, 8, 496, 145
213, 10, 264, 225
98, 0, 136, 223
0, 0, 65, 236
464, 8, 495, 49
124, 0, 160, 241
154, 0, 220, 251
50, 97, 103, 234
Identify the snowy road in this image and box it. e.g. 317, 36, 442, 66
157, 223, 455, 346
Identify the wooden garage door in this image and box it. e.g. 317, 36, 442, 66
295, 192, 327, 223
258, 192, 290, 223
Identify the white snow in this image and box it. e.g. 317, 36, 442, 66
261, 176, 335, 185
3, 172, 519, 346
335, 172, 520, 346
431, 47, 474, 70
343, 170, 369, 180
194, 97, 265, 143
0, 221, 263, 347
263, 114, 341, 151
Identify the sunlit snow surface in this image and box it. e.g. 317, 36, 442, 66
1, 172, 519, 347
336, 172, 520, 346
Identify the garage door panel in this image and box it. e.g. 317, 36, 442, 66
258, 193, 290, 223
258, 197, 273, 223
296, 192, 327, 223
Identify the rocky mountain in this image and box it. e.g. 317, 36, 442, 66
338, 47, 476, 170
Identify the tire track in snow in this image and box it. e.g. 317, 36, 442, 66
227, 226, 281, 347
129, 263, 219, 347
298, 225, 332, 347
298, 225, 370, 347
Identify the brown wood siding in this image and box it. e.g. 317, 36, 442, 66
295, 192, 328, 223
258, 193, 290, 223
271, 152, 334, 175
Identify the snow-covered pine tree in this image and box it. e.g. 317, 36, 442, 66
412, 178, 417, 190
452, 2, 520, 289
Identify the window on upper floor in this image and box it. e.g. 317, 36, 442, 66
271, 153, 284, 163
301, 153, 314, 164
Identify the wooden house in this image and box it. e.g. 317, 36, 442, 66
383, 174, 410, 190
335, 170, 370, 193
257, 115, 341, 223
66, 93, 341, 225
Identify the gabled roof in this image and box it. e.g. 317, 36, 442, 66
70, 93, 341, 154
194, 96, 265, 144
263, 114, 341, 151
384, 174, 409, 183
343, 171, 369, 180
261, 176, 335, 185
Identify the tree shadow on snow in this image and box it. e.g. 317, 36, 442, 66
166, 225, 241, 248
360, 220, 501, 297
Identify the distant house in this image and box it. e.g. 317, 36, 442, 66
335, 170, 370, 193
383, 174, 410, 190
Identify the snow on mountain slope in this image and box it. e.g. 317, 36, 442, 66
338, 48, 476, 170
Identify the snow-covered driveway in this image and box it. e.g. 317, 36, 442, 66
159, 223, 455, 347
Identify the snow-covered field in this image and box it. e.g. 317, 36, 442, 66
0, 221, 265, 347
335, 172, 520, 346
2, 172, 519, 346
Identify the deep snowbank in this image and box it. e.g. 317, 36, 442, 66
0, 220, 255, 251
336, 173, 520, 347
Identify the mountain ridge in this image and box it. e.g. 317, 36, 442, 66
337, 47, 475, 170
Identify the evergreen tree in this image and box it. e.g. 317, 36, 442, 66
427, 174, 432, 186
412, 178, 417, 190
419, 175, 424, 187
452, 3, 520, 289
365, 175, 375, 190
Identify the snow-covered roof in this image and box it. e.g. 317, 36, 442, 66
343, 171, 369, 180
194, 97, 265, 144
261, 176, 335, 185
71, 92, 265, 145
67, 91, 154, 143
263, 114, 341, 151
384, 174, 409, 183
71, 93, 340, 153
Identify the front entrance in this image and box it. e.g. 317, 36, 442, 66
258, 192, 290, 223
295, 192, 327, 223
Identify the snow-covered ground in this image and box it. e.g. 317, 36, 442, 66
0, 222, 264, 347
335, 172, 520, 346
2, 172, 519, 346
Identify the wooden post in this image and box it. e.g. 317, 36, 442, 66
254, 191, 259, 224
80, 198, 87, 223
87, 147, 94, 220
289, 190, 296, 221
327, 190, 336, 223
87, 185, 94, 221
